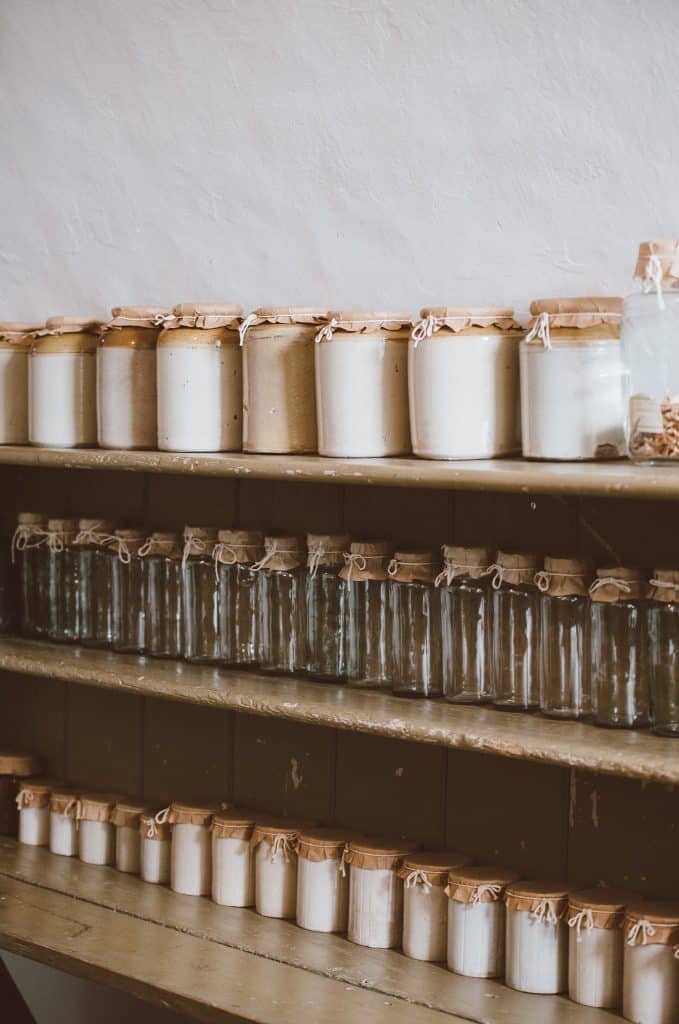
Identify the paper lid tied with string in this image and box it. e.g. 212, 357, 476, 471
412, 306, 520, 342
339, 540, 392, 582
446, 865, 520, 903
567, 888, 631, 934
182, 525, 218, 568
623, 901, 679, 948
75, 518, 117, 547
398, 851, 472, 889
307, 533, 350, 575
504, 880, 572, 921
490, 550, 540, 589
387, 550, 437, 584
589, 566, 648, 603
102, 307, 173, 345
214, 529, 264, 570
649, 568, 679, 604
535, 555, 594, 598
525, 297, 622, 348
251, 535, 305, 572
169, 303, 243, 331
634, 240, 679, 288
16, 777, 61, 810
435, 545, 495, 586
316, 310, 412, 343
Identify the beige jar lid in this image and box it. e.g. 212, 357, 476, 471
624, 901, 679, 947
505, 880, 572, 917
297, 826, 357, 861
32, 316, 103, 354
16, 777, 60, 809
634, 240, 679, 286
251, 307, 329, 325
339, 539, 392, 582
525, 297, 622, 346
414, 306, 520, 339
75, 518, 117, 545
345, 837, 418, 871
50, 786, 80, 814
0, 322, 41, 348
107, 306, 173, 328
164, 801, 219, 827
139, 531, 182, 559
16, 512, 47, 527
13, 513, 47, 546
322, 310, 412, 336
250, 817, 307, 851
307, 533, 350, 571
253, 535, 305, 572
398, 851, 472, 888
535, 555, 594, 598
568, 888, 630, 931
446, 865, 520, 903
139, 812, 171, 840
589, 566, 648, 603
111, 799, 152, 829
649, 568, 679, 603
182, 525, 218, 562
46, 518, 79, 547
166, 303, 244, 334
77, 792, 125, 822
215, 529, 264, 566
111, 527, 147, 559
491, 550, 539, 589
387, 550, 437, 584
211, 808, 258, 840
436, 545, 494, 585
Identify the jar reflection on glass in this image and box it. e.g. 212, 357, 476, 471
142, 532, 183, 658
182, 526, 219, 663
46, 518, 79, 642
646, 569, 679, 737
342, 540, 392, 689
537, 556, 594, 719
12, 513, 49, 637
389, 551, 441, 697
589, 567, 649, 729
75, 518, 117, 647
216, 530, 263, 667
306, 533, 350, 682
256, 536, 306, 674
491, 551, 540, 711
111, 528, 147, 653
438, 545, 494, 703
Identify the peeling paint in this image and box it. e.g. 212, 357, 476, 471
590, 789, 599, 829
290, 757, 303, 790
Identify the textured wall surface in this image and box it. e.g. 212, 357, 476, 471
1, 0, 678, 321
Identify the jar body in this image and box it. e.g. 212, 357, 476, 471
50, 810, 78, 857
520, 340, 625, 460
296, 856, 348, 933
112, 554, 145, 653
409, 333, 519, 459
219, 563, 259, 666
505, 908, 567, 994
348, 865, 402, 949
623, 942, 679, 1024
19, 545, 50, 638
402, 883, 447, 962
140, 837, 170, 884
491, 584, 539, 710
212, 835, 255, 907
243, 326, 316, 454
316, 336, 410, 457
568, 925, 623, 1009
255, 842, 298, 918
346, 579, 391, 689
540, 595, 591, 719
306, 569, 348, 681
647, 601, 679, 736
79, 820, 114, 866
115, 825, 141, 874
184, 556, 220, 663
97, 344, 157, 449
447, 899, 505, 978
48, 547, 80, 642
29, 351, 96, 447
441, 578, 492, 703
171, 823, 211, 896
79, 546, 115, 647
18, 805, 49, 846
157, 340, 242, 452
390, 581, 442, 697
590, 601, 648, 728
145, 555, 183, 658
0, 347, 28, 443
258, 568, 305, 674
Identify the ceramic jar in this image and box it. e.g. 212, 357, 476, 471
16, 777, 54, 847
0, 322, 37, 443
296, 828, 353, 934
29, 316, 101, 447
446, 866, 520, 978
77, 792, 122, 866
399, 852, 472, 962
251, 819, 304, 919
49, 786, 80, 857
164, 802, 216, 896
139, 812, 171, 885
388, 551, 441, 697
111, 799, 150, 874
623, 901, 679, 1024
567, 888, 627, 1009
211, 810, 256, 907
345, 838, 416, 949
504, 881, 571, 994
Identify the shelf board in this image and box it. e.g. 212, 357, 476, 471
0, 637, 676, 784
0, 839, 618, 1024
1, 444, 679, 499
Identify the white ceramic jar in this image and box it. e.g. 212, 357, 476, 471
29, 316, 100, 447
251, 819, 303, 919
0, 322, 36, 444
97, 306, 168, 449
139, 812, 171, 885
16, 778, 55, 846
520, 297, 625, 460
157, 303, 243, 452
623, 902, 679, 1024
315, 311, 412, 457
504, 881, 571, 994
399, 852, 472, 962
567, 888, 627, 1009
111, 799, 150, 874
211, 810, 256, 908
296, 828, 354, 934
164, 802, 216, 896
445, 865, 519, 978
49, 787, 80, 857
241, 307, 325, 454
346, 838, 416, 949
409, 307, 520, 459
77, 793, 121, 866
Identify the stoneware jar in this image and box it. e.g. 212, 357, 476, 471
296, 827, 354, 934
315, 311, 411, 457
504, 880, 571, 994
0, 751, 41, 837
241, 307, 325, 453
111, 799, 151, 874
97, 306, 169, 449
77, 792, 122, 866
409, 307, 521, 459
0, 322, 38, 444
567, 887, 628, 1009
157, 303, 243, 452
251, 819, 304, 919
16, 777, 56, 847
49, 786, 80, 857
29, 316, 101, 447
211, 810, 256, 908
139, 812, 171, 885
623, 901, 679, 1024
398, 851, 472, 962
162, 802, 216, 896
345, 838, 417, 949
445, 865, 520, 978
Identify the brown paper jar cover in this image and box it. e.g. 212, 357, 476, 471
16, 777, 60, 810
46, 518, 79, 546
0, 752, 42, 777
170, 303, 243, 330
535, 555, 595, 598
387, 550, 437, 584
215, 529, 264, 566
436, 545, 494, 585
505, 880, 572, 916
111, 527, 147, 559
102, 306, 171, 348
306, 534, 350, 570
250, 818, 307, 851
493, 550, 540, 588
446, 865, 520, 903
345, 837, 418, 871
0, 751, 41, 837
256, 535, 305, 572
589, 566, 648, 603
0, 322, 41, 347
211, 809, 258, 841
251, 306, 329, 326
649, 568, 679, 604
324, 310, 412, 336
526, 297, 623, 341
297, 827, 357, 862
623, 901, 679, 947
139, 531, 182, 559
139, 813, 170, 841
50, 786, 80, 815
167, 802, 219, 827
75, 519, 117, 545
32, 316, 103, 354
77, 792, 126, 823
339, 539, 392, 582
634, 240, 679, 286
111, 800, 152, 829
418, 306, 520, 335
398, 851, 472, 888
182, 526, 218, 561
568, 888, 632, 931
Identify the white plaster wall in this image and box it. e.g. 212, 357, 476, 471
1, 0, 678, 322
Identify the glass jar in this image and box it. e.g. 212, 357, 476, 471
567, 888, 627, 1009
251, 820, 303, 919
342, 540, 393, 689
399, 852, 471, 963
139, 813, 171, 885
504, 881, 571, 994
16, 777, 54, 847
111, 528, 147, 654
315, 311, 411, 457
29, 316, 100, 447
622, 240, 679, 464
46, 518, 79, 642
623, 902, 679, 1024
111, 800, 150, 874
215, 530, 263, 667
647, 569, 679, 737
409, 308, 520, 459
74, 518, 117, 647
157, 304, 243, 452
296, 828, 353, 934
437, 545, 494, 704
537, 555, 594, 719
49, 786, 80, 857
445, 866, 519, 978
0, 322, 35, 444
76, 792, 121, 866
12, 512, 49, 638
140, 531, 183, 659
305, 533, 350, 681
520, 298, 625, 460
162, 802, 216, 896
589, 567, 649, 729
255, 536, 306, 674
182, 525, 219, 662
345, 839, 415, 949
491, 551, 540, 710
211, 811, 256, 907
388, 551, 442, 697
241, 307, 325, 454
0, 752, 41, 836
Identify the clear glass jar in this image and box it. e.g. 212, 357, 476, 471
74, 518, 117, 647
46, 518, 79, 642
13, 513, 49, 638
111, 528, 147, 654
567, 889, 626, 1009
438, 545, 493, 703
182, 525, 219, 663
589, 568, 649, 729
256, 536, 306, 674
537, 556, 594, 719
305, 533, 349, 681
343, 540, 392, 689
389, 551, 441, 697
216, 530, 263, 667
491, 552, 540, 710
623, 903, 679, 1024
142, 532, 183, 659
647, 570, 679, 737
622, 240, 679, 464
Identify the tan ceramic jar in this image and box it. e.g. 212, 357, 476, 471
0, 323, 39, 443
29, 317, 101, 447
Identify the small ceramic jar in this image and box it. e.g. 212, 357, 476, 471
29, 316, 101, 447
345, 838, 417, 949
251, 819, 304, 919
567, 888, 628, 1009
445, 865, 520, 978
162, 802, 217, 896
49, 786, 80, 857
0, 322, 38, 443
296, 828, 354, 934
211, 810, 256, 908
0, 751, 41, 837
504, 880, 571, 994
623, 902, 679, 1024
398, 851, 472, 962
139, 812, 171, 885
16, 777, 56, 847
77, 792, 122, 866
111, 799, 151, 874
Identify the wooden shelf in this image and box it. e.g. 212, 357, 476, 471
0, 637, 676, 784
0, 838, 619, 1024
1, 444, 679, 499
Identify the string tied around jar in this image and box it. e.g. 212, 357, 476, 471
530, 899, 562, 926
534, 569, 589, 592
15, 790, 35, 809
251, 542, 296, 572
472, 883, 503, 904
568, 908, 595, 942
307, 545, 345, 579
387, 557, 432, 577
649, 577, 678, 591
11, 524, 47, 563
339, 843, 350, 877
626, 918, 657, 946
314, 318, 339, 344
238, 313, 260, 346
524, 311, 551, 349
155, 806, 171, 826
435, 561, 493, 587
269, 833, 298, 863
674, 945, 679, 960
404, 869, 433, 890
137, 538, 153, 558
212, 542, 237, 580
410, 314, 439, 345
146, 818, 158, 839
489, 564, 505, 590
642, 252, 666, 311
45, 528, 66, 552
153, 312, 177, 327
181, 532, 210, 571
75, 523, 117, 548
71, 799, 83, 830
589, 576, 632, 597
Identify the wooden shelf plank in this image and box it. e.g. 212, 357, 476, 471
0, 637, 676, 784
0, 839, 618, 1024
1, 444, 679, 499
